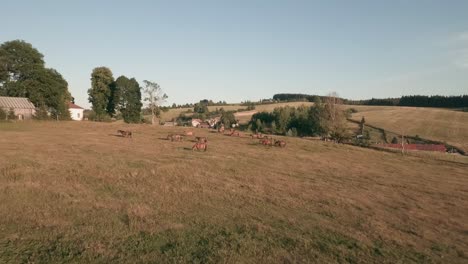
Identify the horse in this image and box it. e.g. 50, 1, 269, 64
192, 142, 207, 151
167, 134, 184, 142
117, 130, 132, 138
195, 136, 208, 143
260, 138, 272, 146
275, 140, 286, 148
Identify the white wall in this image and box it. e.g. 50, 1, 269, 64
69, 108, 83, 121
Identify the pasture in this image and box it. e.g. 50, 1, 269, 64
160, 102, 314, 123
348, 106, 468, 152
0, 121, 467, 263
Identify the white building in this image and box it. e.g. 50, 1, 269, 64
68, 102, 84, 121
191, 118, 202, 127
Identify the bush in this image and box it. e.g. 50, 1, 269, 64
7, 108, 16, 120
0, 108, 6, 121
34, 106, 50, 120
391, 136, 398, 144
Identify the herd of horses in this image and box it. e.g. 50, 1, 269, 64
117, 127, 286, 152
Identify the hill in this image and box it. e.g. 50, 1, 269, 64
347, 105, 468, 152
160, 102, 315, 123
0, 122, 467, 263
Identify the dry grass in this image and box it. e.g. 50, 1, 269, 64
160, 102, 314, 123
0, 121, 467, 263
347, 105, 468, 152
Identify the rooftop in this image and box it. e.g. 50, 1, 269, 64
0, 96, 35, 109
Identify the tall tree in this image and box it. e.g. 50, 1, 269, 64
0, 40, 45, 91
142, 80, 167, 125
0, 40, 71, 120
115, 75, 142, 123
88, 67, 114, 121
322, 92, 349, 142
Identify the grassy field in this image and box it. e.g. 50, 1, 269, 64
160, 102, 314, 122
0, 121, 467, 263
347, 105, 468, 152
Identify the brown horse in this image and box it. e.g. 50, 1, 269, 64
192, 142, 207, 151
117, 130, 132, 138
167, 134, 184, 142
260, 138, 272, 146
195, 136, 208, 143
275, 140, 286, 148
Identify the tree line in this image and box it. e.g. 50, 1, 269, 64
345, 95, 468, 108
0, 40, 72, 120
249, 95, 350, 142
87, 67, 167, 124
272, 93, 334, 103
273, 93, 467, 108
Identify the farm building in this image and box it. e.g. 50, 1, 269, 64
0, 96, 36, 120
191, 118, 202, 127
68, 102, 84, 121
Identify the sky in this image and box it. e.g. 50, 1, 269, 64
1, 0, 468, 108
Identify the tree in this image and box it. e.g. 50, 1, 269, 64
0, 40, 72, 120
219, 109, 236, 128
194, 101, 209, 114
0, 40, 45, 92
88, 67, 114, 121
115, 76, 142, 123
142, 80, 167, 125
359, 116, 366, 135
34, 104, 50, 120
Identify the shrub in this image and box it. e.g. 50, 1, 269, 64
34, 106, 50, 120
7, 108, 16, 120
0, 108, 6, 121
391, 137, 398, 144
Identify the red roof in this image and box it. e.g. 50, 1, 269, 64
68, 102, 84, 109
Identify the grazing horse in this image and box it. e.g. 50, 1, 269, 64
275, 140, 286, 148
195, 136, 208, 143
251, 133, 264, 139
167, 134, 184, 142
260, 138, 272, 146
192, 142, 207, 151
117, 130, 132, 138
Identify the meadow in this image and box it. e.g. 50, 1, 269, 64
160, 102, 314, 123
0, 121, 467, 263
348, 106, 468, 152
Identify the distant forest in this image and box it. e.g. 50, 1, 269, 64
272, 93, 468, 108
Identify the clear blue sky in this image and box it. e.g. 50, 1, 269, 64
2, 0, 468, 108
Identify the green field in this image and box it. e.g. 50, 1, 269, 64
0, 121, 467, 263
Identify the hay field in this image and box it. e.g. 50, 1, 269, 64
161, 102, 314, 123
0, 121, 467, 263
347, 105, 468, 152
